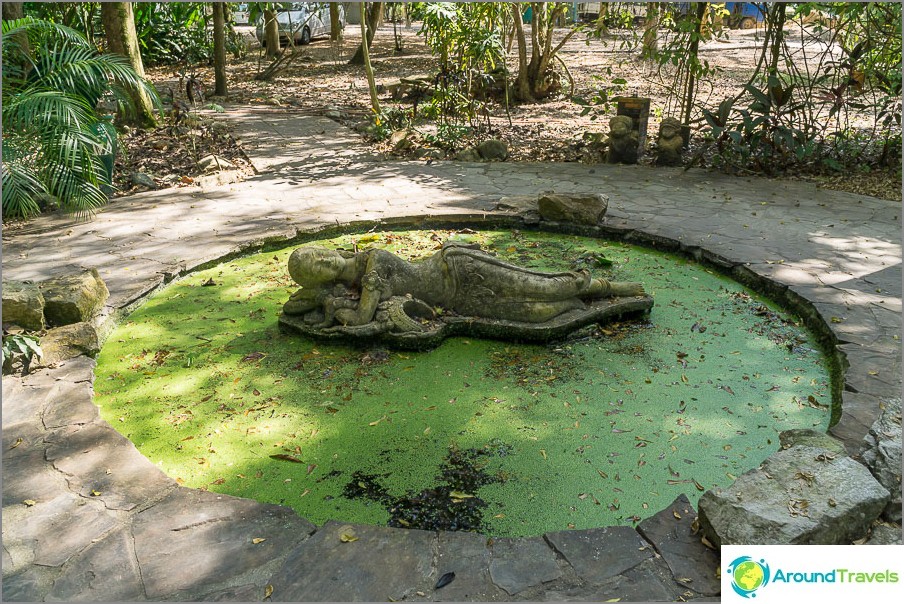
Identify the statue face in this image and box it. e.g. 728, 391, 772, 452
289, 247, 348, 286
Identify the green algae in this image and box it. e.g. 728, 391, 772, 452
94, 229, 832, 537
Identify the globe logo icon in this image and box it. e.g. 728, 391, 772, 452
727, 556, 771, 598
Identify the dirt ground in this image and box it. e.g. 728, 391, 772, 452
123, 21, 900, 201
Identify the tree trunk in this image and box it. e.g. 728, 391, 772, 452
329, 2, 341, 41
766, 2, 786, 76
358, 3, 380, 114
511, 3, 533, 102
264, 9, 280, 57
101, 2, 156, 127
349, 2, 382, 65
682, 2, 708, 128
213, 1, 227, 96
641, 3, 659, 59
1, 2, 30, 57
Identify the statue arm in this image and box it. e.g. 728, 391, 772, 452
334, 254, 384, 326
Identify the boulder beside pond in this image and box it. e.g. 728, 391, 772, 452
537, 193, 609, 225
698, 443, 890, 545
39, 269, 109, 327
33, 322, 100, 367
861, 397, 902, 523
1, 281, 45, 331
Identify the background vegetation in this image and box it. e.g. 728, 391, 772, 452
2, 2, 900, 222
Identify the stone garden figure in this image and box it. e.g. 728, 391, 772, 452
656, 117, 685, 166
607, 115, 640, 164
280, 242, 652, 349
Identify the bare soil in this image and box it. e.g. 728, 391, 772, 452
126, 22, 900, 202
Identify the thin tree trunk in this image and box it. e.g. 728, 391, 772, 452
359, 3, 380, 114
264, 9, 280, 57
101, 2, 156, 127
767, 2, 787, 76
213, 1, 227, 96
682, 2, 708, 128
511, 3, 532, 101
329, 2, 341, 41
642, 2, 659, 59
349, 2, 382, 65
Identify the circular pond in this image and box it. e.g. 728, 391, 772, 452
94, 229, 832, 537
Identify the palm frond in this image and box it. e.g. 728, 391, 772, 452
2, 157, 47, 220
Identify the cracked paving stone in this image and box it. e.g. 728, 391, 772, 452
488, 537, 562, 596
45, 421, 176, 511
637, 494, 720, 595
46, 526, 145, 602
3, 492, 119, 569
544, 525, 654, 585
432, 531, 504, 602
133, 487, 315, 600
268, 521, 434, 602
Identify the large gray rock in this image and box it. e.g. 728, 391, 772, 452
455, 147, 482, 162
34, 322, 99, 367
861, 398, 902, 522
2, 281, 45, 331
476, 139, 509, 161
780, 428, 848, 457
698, 445, 890, 545
538, 193, 609, 225
39, 269, 109, 327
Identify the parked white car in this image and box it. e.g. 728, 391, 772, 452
255, 2, 344, 46
232, 3, 250, 25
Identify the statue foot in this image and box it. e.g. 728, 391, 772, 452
589, 278, 645, 298
608, 281, 645, 297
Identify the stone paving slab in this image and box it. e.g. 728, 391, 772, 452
131, 487, 315, 600
487, 537, 562, 596
268, 521, 435, 602
2, 105, 899, 601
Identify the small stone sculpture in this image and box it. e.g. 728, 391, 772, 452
656, 117, 685, 167
280, 242, 653, 349
606, 115, 640, 165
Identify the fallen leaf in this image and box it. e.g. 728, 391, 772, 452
90, 490, 101, 496
23, 499, 36, 507
269, 454, 304, 463
252, 538, 266, 544
264, 584, 273, 599
435, 572, 456, 589
307, 464, 317, 475
539, 449, 547, 460
450, 491, 474, 500
673, 510, 682, 519
10, 437, 23, 449
340, 532, 359, 543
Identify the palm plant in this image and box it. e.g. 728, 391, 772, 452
2, 17, 161, 220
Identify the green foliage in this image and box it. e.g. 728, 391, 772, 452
1, 333, 42, 374
1, 17, 161, 220
702, 76, 818, 174
132, 2, 211, 66
572, 67, 629, 121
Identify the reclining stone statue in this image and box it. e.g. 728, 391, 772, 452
280, 241, 653, 349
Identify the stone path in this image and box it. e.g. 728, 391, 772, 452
2, 105, 899, 601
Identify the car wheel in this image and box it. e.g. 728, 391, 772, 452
299, 26, 311, 45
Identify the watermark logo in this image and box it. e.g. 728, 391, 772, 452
728, 556, 771, 598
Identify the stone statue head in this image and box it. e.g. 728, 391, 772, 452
288, 246, 355, 287
659, 117, 682, 139
609, 115, 633, 136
